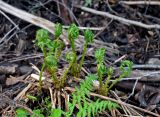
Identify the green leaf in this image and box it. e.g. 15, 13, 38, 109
66, 51, 75, 62
55, 23, 62, 38
84, 29, 94, 43
68, 24, 79, 41
31, 109, 44, 117
120, 60, 133, 77
53, 39, 65, 50
36, 29, 49, 40
16, 108, 28, 117
45, 54, 58, 67
95, 48, 106, 63
107, 67, 113, 76
98, 63, 107, 75
49, 109, 62, 117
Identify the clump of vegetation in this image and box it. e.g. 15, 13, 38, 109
16, 74, 119, 117
64, 74, 119, 117
16, 23, 133, 117
67, 24, 94, 77
95, 47, 133, 96
35, 23, 64, 89
35, 23, 94, 89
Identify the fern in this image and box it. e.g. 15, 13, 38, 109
79, 99, 118, 117
66, 74, 119, 117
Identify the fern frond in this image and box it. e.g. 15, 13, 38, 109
68, 74, 119, 117
87, 99, 119, 117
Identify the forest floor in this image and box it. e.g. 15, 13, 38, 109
0, 0, 160, 117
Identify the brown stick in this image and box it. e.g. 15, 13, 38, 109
119, 1, 160, 6
0, 1, 119, 54
0, 0, 69, 45
75, 5, 160, 29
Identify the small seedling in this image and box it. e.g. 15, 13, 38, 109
95, 48, 133, 96
107, 60, 133, 93
79, 29, 94, 75
35, 23, 64, 89
67, 24, 80, 77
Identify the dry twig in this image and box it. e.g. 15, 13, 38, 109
75, 5, 160, 29
119, 1, 160, 5
0, 0, 69, 45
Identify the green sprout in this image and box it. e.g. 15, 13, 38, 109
36, 29, 50, 88
35, 23, 63, 89
35, 23, 95, 90
36, 29, 49, 58
68, 24, 79, 42
95, 48, 107, 95
61, 52, 75, 87
55, 23, 62, 39
67, 24, 80, 77
95, 48, 133, 96
53, 39, 65, 60
107, 60, 133, 92
95, 48, 106, 64
79, 29, 94, 74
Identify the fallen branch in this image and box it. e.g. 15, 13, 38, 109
0, 1, 119, 54
75, 5, 160, 29
133, 64, 160, 70
119, 1, 160, 5
0, 0, 69, 45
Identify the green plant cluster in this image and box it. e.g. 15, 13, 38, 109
35, 23, 94, 89
64, 74, 119, 117
95, 48, 133, 95
36, 23, 64, 89
16, 23, 133, 116
16, 74, 119, 117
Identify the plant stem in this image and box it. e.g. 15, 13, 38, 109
71, 40, 76, 54
79, 42, 88, 70
61, 62, 73, 87
104, 75, 111, 95
39, 62, 45, 89
43, 47, 47, 58
97, 66, 103, 94
52, 75, 59, 89
108, 75, 124, 91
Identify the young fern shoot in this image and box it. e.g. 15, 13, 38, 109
67, 24, 80, 77
108, 60, 133, 91
36, 29, 49, 88
35, 23, 64, 89
60, 51, 75, 87
95, 48, 107, 95
79, 29, 94, 73
53, 23, 64, 60
95, 48, 133, 96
